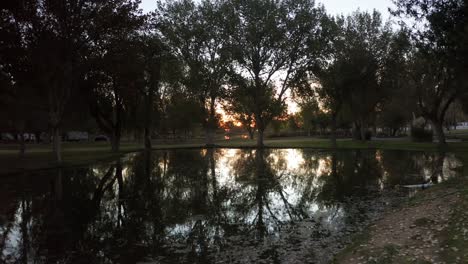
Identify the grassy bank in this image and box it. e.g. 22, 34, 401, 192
2, 137, 468, 175
0, 142, 143, 175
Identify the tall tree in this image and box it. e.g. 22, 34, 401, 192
392, 0, 468, 146
305, 14, 347, 147
85, 0, 145, 152
0, 7, 34, 156
225, 0, 325, 147
378, 31, 414, 136
224, 87, 256, 139
1, 0, 96, 161
308, 11, 392, 145
159, 0, 230, 146
138, 34, 162, 150
341, 11, 392, 141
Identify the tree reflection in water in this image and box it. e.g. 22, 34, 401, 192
0, 149, 463, 264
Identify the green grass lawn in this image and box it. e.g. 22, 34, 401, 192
446, 128, 468, 140
2, 137, 468, 175
0, 142, 142, 175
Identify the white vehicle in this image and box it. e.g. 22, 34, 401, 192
65, 131, 89, 141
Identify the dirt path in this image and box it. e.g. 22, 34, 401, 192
334, 183, 468, 264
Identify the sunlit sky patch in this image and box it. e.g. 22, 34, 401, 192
139, 0, 394, 18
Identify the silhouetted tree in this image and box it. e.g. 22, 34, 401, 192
225, 0, 326, 147
392, 0, 468, 146
159, 0, 231, 146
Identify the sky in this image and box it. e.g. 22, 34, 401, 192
139, 0, 396, 19
317, 0, 394, 19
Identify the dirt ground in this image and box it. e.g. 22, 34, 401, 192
334, 182, 468, 264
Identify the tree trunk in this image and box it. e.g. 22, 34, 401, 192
206, 128, 215, 146
111, 132, 121, 152
205, 97, 216, 147
359, 119, 367, 142
248, 128, 254, 140
432, 119, 446, 147
330, 112, 337, 149
144, 88, 154, 151
352, 122, 360, 140
44, 131, 51, 144
52, 126, 62, 163
19, 132, 26, 158
257, 129, 264, 148
17, 120, 26, 158
34, 131, 41, 143
110, 101, 122, 152
144, 122, 152, 150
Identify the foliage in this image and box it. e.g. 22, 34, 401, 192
392, 0, 468, 145
165, 93, 205, 136
307, 10, 393, 142
224, 0, 326, 146
158, 0, 231, 144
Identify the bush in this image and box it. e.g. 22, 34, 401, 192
410, 127, 433, 142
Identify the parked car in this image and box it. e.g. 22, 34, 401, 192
94, 135, 109, 142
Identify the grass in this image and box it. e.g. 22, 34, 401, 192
446, 128, 468, 140
2, 137, 468, 175
164, 137, 468, 151
0, 142, 142, 175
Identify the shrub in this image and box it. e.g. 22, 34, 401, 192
410, 127, 433, 142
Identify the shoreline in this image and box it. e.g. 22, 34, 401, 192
1, 138, 468, 175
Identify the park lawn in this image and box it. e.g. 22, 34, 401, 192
217, 137, 468, 152
0, 142, 143, 175
2, 137, 468, 175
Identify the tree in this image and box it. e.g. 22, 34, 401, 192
378, 31, 414, 136
406, 50, 458, 145
225, 0, 325, 147
165, 92, 204, 138
306, 15, 346, 147
1, 0, 97, 161
159, 0, 230, 146
310, 11, 392, 144
85, 1, 145, 152
298, 99, 324, 136
392, 0, 468, 146
224, 89, 256, 139
0, 9, 37, 156
138, 34, 162, 150
342, 11, 392, 141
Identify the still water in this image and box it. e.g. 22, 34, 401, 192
0, 149, 464, 264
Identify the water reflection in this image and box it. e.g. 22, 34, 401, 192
0, 149, 463, 264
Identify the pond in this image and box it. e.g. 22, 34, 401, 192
0, 149, 464, 264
